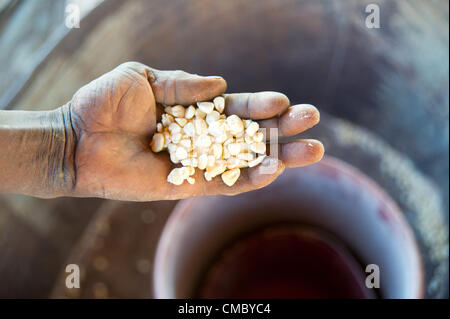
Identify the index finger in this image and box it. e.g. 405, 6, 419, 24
118, 62, 228, 106
224, 92, 290, 120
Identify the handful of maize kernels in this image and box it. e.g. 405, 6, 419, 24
150, 96, 267, 187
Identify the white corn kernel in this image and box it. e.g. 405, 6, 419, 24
175, 147, 188, 160
187, 177, 195, 184
151, 133, 165, 152
198, 154, 208, 170
246, 122, 259, 136
207, 162, 227, 177
168, 122, 181, 134
163, 132, 170, 147
215, 133, 228, 144
170, 153, 179, 164
254, 131, 264, 142
195, 109, 206, 119
213, 96, 225, 113
206, 111, 220, 124
175, 117, 187, 127
228, 143, 241, 156
156, 123, 163, 132
183, 122, 195, 137
180, 139, 192, 149
180, 167, 191, 180
204, 171, 212, 181
208, 121, 225, 136
224, 137, 234, 146
181, 159, 192, 167
197, 101, 214, 114
185, 105, 196, 119
221, 168, 241, 186
211, 143, 223, 159
161, 114, 174, 127
226, 115, 244, 135
226, 157, 240, 169
171, 133, 182, 144
207, 155, 216, 167
223, 146, 231, 159
237, 152, 255, 161
181, 159, 197, 168
194, 118, 208, 135
167, 168, 184, 185
171, 105, 185, 118
248, 155, 266, 167
196, 134, 212, 148
195, 146, 209, 156
164, 106, 173, 115
250, 142, 266, 154
240, 142, 250, 152
167, 143, 177, 153
237, 159, 249, 168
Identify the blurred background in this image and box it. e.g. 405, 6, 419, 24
0, 0, 448, 298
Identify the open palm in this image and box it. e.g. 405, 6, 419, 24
69, 62, 323, 201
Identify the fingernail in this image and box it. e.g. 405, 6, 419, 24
283, 140, 325, 166
206, 76, 224, 80
288, 104, 320, 122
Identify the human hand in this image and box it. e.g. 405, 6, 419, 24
69, 62, 323, 201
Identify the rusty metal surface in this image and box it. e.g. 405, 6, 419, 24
0, 0, 104, 109
50, 200, 176, 298
0, 195, 103, 297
